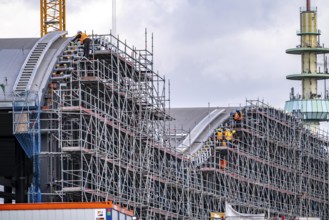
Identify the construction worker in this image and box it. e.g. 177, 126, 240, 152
233, 111, 239, 121
216, 128, 224, 146
72, 30, 91, 58
233, 110, 243, 127
237, 110, 243, 120
224, 128, 236, 147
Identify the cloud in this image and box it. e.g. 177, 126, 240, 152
0, 1, 39, 37
1, 0, 329, 112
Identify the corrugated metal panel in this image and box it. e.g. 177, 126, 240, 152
0, 38, 38, 50
0, 49, 30, 96
39, 210, 48, 220
0, 209, 96, 220
0, 39, 38, 102
112, 209, 118, 220
0, 211, 8, 219
119, 212, 125, 220
169, 107, 218, 133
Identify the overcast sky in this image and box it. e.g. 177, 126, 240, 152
1, 0, 329, 110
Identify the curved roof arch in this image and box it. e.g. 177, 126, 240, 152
0, 31, 70, 108
168, 106, 239, 155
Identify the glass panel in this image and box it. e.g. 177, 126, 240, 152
297, 101, 307, 112
307, 100, 312, 113
293, 101, 300, 111
322, 100, 326, 111
325, 101, 329, 112
316, 100, 323, 112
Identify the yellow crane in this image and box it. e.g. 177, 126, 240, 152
40, 0, 66, 37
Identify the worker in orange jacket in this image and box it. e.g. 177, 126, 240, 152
72, 30, 91, 58
233, 110, 243, 127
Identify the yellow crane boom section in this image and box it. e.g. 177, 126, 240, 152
40, 0, 66, 37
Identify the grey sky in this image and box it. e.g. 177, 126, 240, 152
1, 0, 329, 110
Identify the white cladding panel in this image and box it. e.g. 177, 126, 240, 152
112, 209, 119, 219
0, 209, 95, 220
119, 212, 125, 219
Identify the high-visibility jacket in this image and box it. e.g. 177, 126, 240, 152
238, 111, 243, 120
224, 129, 236, 141
217, 131, 223, 141
77, 33, 89, 43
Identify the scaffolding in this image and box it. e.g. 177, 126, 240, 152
198, 100, 329, 219
12, 91, 41, 202
37, 33, 329, 219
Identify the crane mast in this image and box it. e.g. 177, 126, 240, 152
40, 0, 66, 37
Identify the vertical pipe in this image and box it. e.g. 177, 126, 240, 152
62, 0, 66, 32
307, 0, 310, 11
145, 28, 147, 51
112, 0, 116, 36
40, 0, 44, 36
